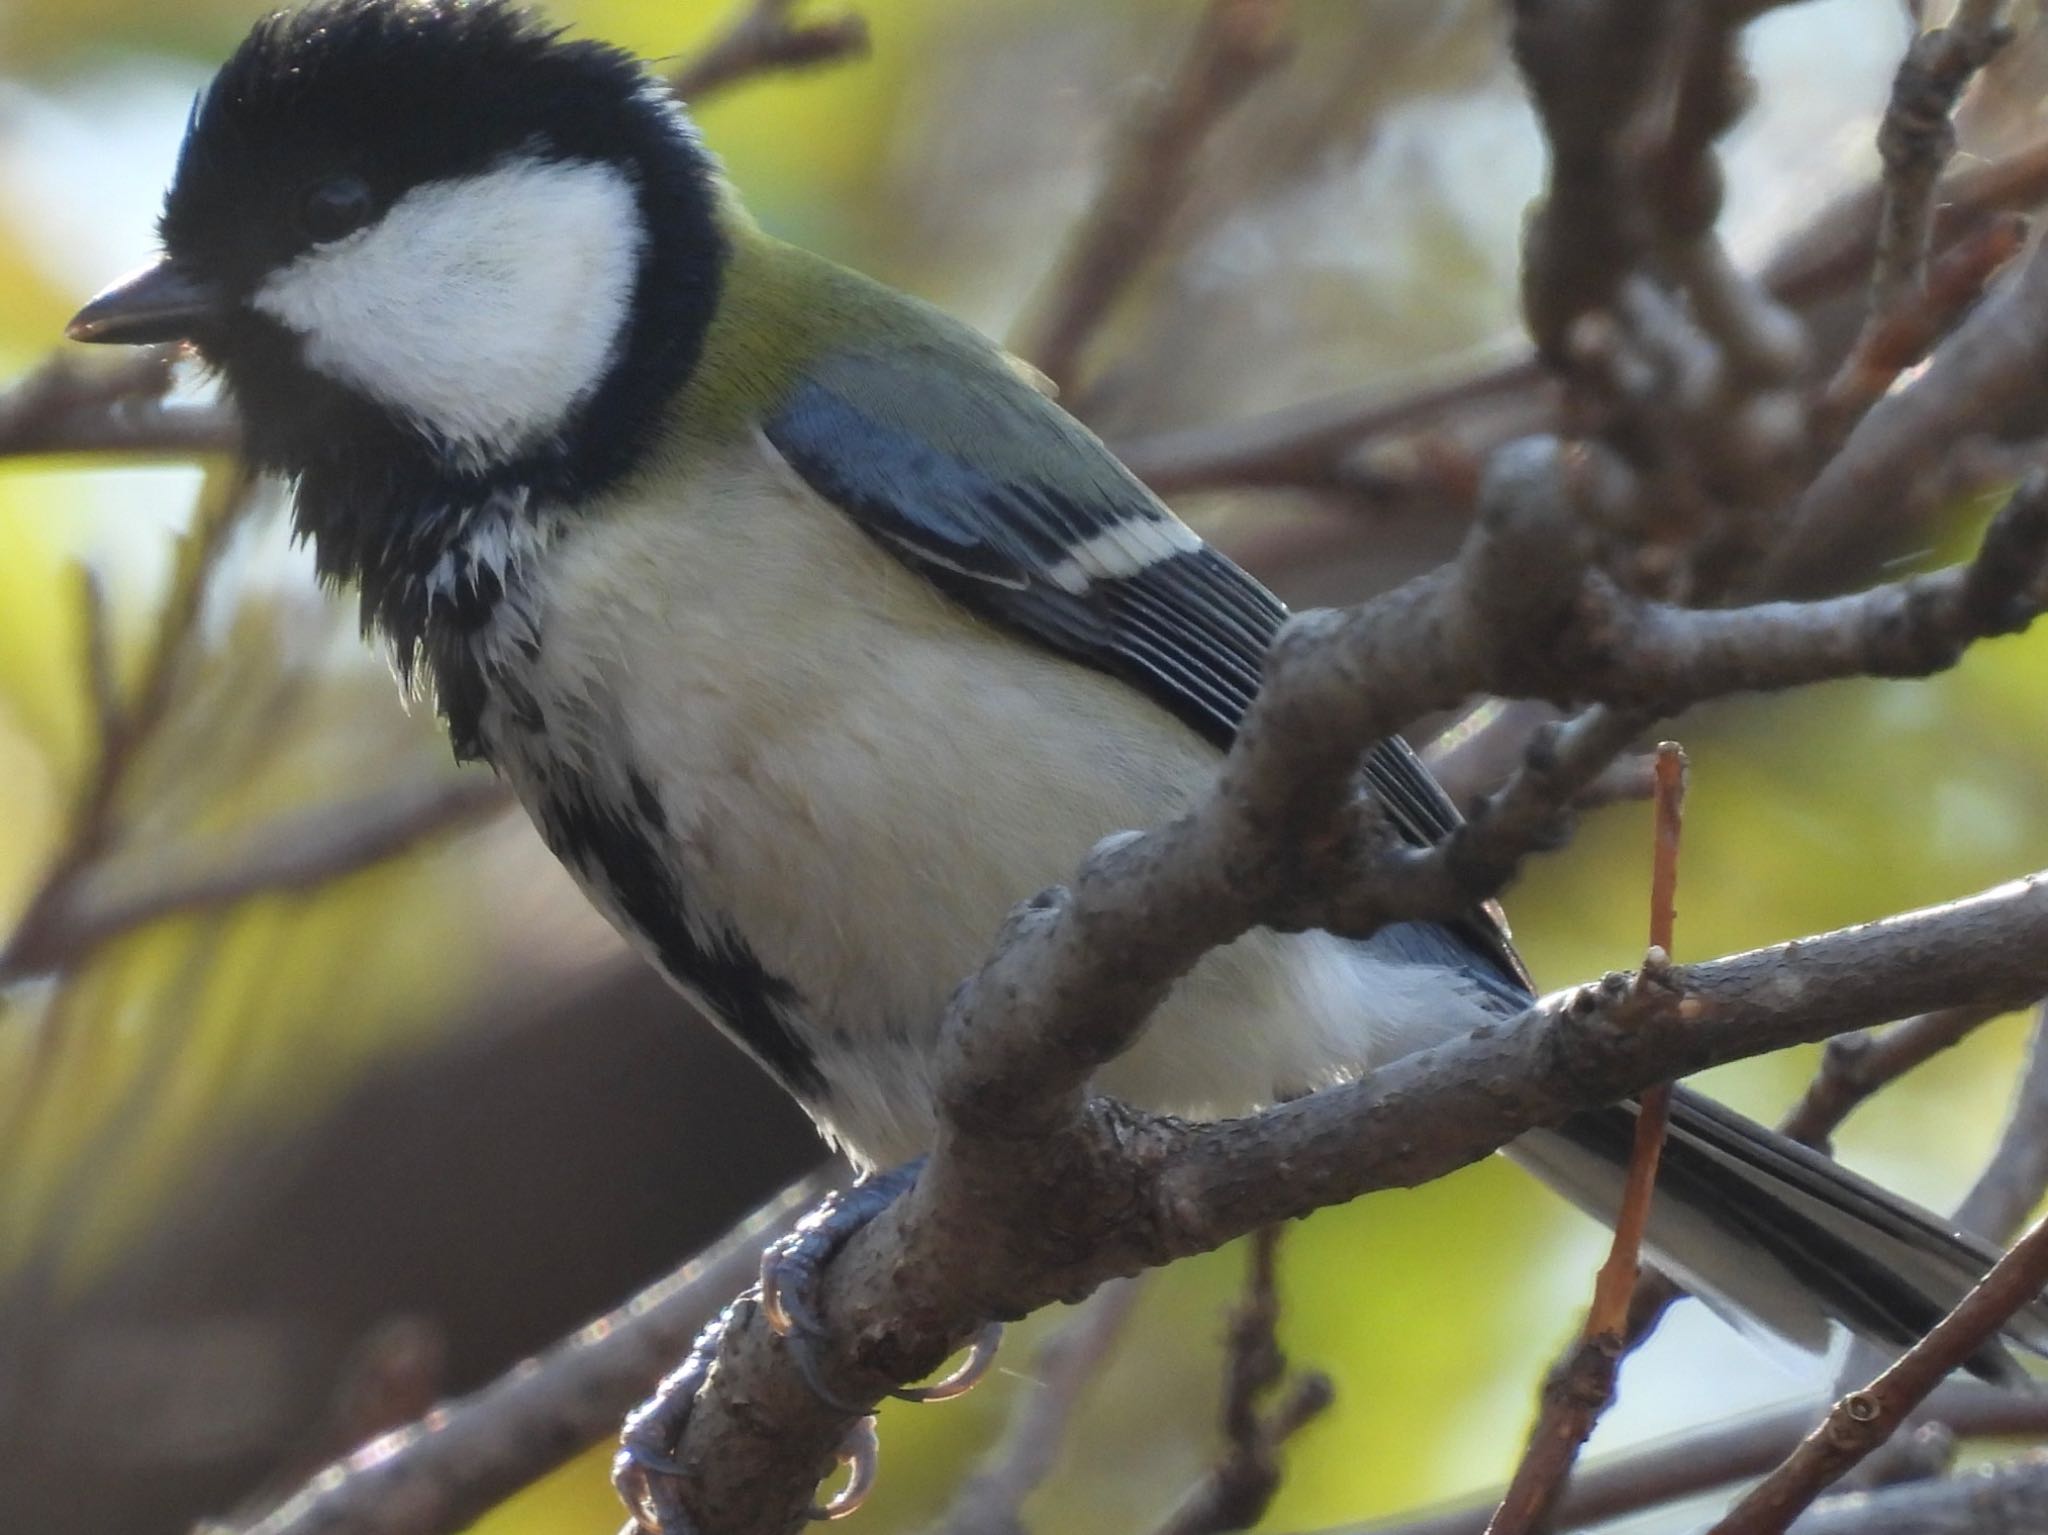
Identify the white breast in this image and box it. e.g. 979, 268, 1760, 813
481, 435, 1469, 1166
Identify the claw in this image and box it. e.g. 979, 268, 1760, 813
813, 1415, 880, 1521
762, 1161, 925, 1346
893, 1321, 1004, 1403
611, 1292, 759, 1535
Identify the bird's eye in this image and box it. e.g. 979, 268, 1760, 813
297, 176, 376, 243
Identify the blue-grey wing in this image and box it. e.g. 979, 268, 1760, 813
762, 350, 1530, 993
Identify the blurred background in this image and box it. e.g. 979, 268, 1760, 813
4, 1, 2048, 1532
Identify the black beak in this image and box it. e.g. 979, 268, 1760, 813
66, 260, 224, 345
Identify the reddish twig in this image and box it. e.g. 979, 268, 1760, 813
1820, 212, 2028, 436
1008, 0, 1294, 396
1482, 745, 1687, 1535
1705, 1208, 2048, 1535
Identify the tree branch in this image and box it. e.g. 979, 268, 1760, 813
666, 0, 868, 103
1007, 0, 1293, 396
1769, 216, 2048, 592
204, 1175, 832, 1535
1705, 1207, 2048, 1535
1329, 1388, 2048, 1535
1864, 1, 2012, 320
1144, 1227, 1333, 1535
0, 777, 511, 982
923, 1279, 1142, 1535
1778, 1002, 2011, 1155
1954, 1001, 2048, 1243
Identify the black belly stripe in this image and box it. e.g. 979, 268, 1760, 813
536, 772, 825, 1099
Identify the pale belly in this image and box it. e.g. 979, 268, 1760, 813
477, 443, 1428, 1166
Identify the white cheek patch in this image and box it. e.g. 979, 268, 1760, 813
253, 155, 646, 464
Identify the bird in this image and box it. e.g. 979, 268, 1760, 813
66, 0, 2047, 1525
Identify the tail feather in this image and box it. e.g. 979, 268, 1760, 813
1509, 1085, 2048, 1385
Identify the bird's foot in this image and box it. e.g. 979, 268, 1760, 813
613, 1164, 1003, 1533
761, 1159, 1004, 1410
612, 1290, 881, 1532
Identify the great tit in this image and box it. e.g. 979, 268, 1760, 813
67, 0, 2048, 1391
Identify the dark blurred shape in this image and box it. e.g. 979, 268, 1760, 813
0, 958, 820, 1535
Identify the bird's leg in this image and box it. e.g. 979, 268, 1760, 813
615, 1164, 1003, 1533
760, 1158, 1004, 1410
613, 1288, 884, 1533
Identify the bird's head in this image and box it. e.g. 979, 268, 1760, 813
69, 0, 724, 499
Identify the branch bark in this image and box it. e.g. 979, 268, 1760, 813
642, 448, 2048, 1534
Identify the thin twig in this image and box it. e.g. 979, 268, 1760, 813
1770, 219, 2048, 590
204, 1174, 833, 1535
1331, 1384, 2048, 1535
1778, 1002, 2009, 1155
1007, 0, 1293, 395
1706, 1208, 2048, 1535
1954, 1001, 2048, 1243
1116, 125, 2048, 510
1819, 212, 2028, 437
0, 467, 258, 981
1600, 995, 2000, 1365
1866, 0, 2013, 320
1482, 744, 1687, 1535
1143, 1227, 1334, 1535
923, 1279, 1143, 1535
0, 777, 512, 982
666, 0, 869, 102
